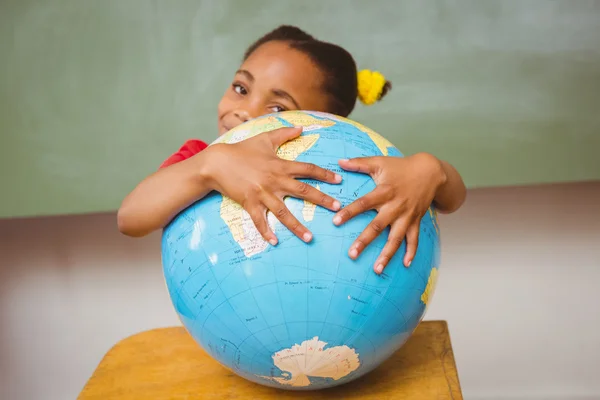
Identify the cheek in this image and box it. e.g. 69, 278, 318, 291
217, 91, 234, 118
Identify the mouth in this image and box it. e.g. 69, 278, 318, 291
218, 121, 231, 135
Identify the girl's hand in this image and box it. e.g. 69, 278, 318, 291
204, 126, 342, 245
332, 153, 446, 274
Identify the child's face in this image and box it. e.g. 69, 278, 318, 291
217, 41, 330, 135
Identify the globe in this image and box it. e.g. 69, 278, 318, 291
161, 110, 441, 390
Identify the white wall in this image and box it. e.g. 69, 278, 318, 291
1, 182, 599, 400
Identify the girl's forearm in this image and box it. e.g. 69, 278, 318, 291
432, 157, 467, 214
117, 151, 215, 237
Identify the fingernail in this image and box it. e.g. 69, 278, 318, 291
269, 238, 278, 246
334, 174, 342, 183
332, 201, 341, 211
333, 215, 342, 225
405, 259, 412, 268
303, 232, 312, 242
375, 264, 384, 274
340, 159, 349, 162
349, 248, 358, 259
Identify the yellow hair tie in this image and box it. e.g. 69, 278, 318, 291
357, 69, 387, 106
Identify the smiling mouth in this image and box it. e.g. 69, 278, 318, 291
219, 121, 230, 133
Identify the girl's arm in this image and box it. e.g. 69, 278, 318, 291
429, 155, 467, 214
117, 152, 213, 237
117, 127, 343, 242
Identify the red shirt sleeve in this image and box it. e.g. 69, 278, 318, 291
159, 139, 209, 169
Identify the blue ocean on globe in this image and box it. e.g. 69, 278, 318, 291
161, 110, 441, 390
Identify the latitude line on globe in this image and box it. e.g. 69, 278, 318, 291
195, 267, 410, 338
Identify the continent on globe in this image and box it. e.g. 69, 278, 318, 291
338, 118, 395, 156
260, 336, 360, 387
277, 112, 336, 132
421, 267, 439, 310
216, 112, 335, 144
217, 115, 286, 144
428, 206, 440, 235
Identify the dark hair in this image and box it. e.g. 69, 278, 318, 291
243, 25, 391, 117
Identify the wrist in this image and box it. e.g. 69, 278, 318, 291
413, 152, 447, 190
189, 145, 220, 192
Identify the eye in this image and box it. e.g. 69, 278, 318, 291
232, 83, 247, 95
269, 105, 286, 113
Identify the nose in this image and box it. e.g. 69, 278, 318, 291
233, 109, 252, 123
232, 96, 263, 124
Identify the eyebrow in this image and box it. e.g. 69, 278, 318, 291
235, 69, 301, 109
236, 69, 254, 82
272, 89, 301, 109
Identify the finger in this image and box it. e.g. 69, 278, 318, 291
262, 193, 313, 243
246, 203, 278, 246
373, 220, 410, 275
333, 190, 380, 226
283, 179, 341, 212
285, 160, 342, 185
267, 127, 303, 149
403, 221, 420, 267
347, 211, 393, 261
338, 157, 379, 175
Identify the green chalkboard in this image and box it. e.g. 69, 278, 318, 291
1, 0, 599, 218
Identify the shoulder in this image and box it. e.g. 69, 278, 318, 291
159, 139, 209, 169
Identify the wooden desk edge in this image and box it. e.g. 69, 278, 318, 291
82, 320, 463, 399
108, 320, 453, 351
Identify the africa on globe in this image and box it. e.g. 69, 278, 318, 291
161, 110, 441, 390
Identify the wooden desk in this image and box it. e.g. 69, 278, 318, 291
78, 320, 462, 399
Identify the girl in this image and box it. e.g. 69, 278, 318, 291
118, 25, 466, 275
